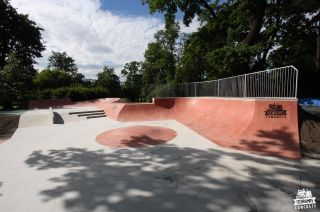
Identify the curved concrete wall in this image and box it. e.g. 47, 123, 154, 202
98, 97, 300, 159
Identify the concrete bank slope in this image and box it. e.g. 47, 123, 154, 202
96, 98, 300, 160
18, 109, 53, 128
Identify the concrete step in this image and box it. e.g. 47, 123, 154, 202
87, 115, 107, 119
77, 112, 105, 117
69, 110, 104, 115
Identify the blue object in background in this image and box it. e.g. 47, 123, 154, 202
299, 98, 320, 106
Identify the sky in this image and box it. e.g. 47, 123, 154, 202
10, 0, 200, 79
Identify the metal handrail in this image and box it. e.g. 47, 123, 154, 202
157, 66, 298, 98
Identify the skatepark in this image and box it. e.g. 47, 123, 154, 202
0, 66, 320, 212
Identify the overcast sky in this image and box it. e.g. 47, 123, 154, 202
10, 0, 199, 79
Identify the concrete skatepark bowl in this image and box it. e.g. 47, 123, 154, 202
69, 97, 301, 159
2, 97, 319, 212
3, 66, 317, 212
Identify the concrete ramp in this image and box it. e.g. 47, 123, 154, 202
95, 98, 299, 159
18, 109, 54, 128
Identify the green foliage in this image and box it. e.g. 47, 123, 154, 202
267, 0, 320, 97
176, 32, 209, 82
121, 61, 143, 101
0, 0, 44, 108
32, 86, 109, 102
46, 51, 85, 85
139, 16, 180, 100
142, 0, 320, 98
154, 16, 180, 53
47, 51, 78, 74
96, 66, 121, 97
0, 0, 45, 70
206, 44, 263, 78
34, 69, 72, 89
142, 0, 221, 26
142, 43, 176, 83
0, 53, 37, 109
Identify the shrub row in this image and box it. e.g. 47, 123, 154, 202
31, 86, 110, 102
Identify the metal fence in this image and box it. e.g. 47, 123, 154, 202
157, 65, 298, 98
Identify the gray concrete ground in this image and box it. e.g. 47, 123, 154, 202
0, 108, 319, 212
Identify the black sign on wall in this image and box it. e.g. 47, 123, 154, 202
265, 103, 287, 118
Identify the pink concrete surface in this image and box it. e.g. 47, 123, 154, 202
81, 97, 299, 159
96, 125, 177, 147
29, 98, 72, 109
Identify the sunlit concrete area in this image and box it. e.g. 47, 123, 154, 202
0, 108, 319, 212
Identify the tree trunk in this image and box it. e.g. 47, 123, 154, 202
237, 0, 267, 75
243, 0, 267, 46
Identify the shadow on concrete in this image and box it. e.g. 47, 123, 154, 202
120, 135, 171, 147
234, 127, 299, 159
155, 99, 175, 109
24, 144, 320, 212
53, 112, 64, 125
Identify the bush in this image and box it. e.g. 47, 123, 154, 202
31, 86, 110, 102
52, 87, 69, 99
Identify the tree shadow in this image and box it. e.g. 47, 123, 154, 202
235, 127, 300, 159
120, 135, 173, 147
24, 145, 320, 212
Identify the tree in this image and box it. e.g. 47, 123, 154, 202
143, 0, 320, 98
47, 51, 78, 74
0, 53, 36, 109
268, 1, 320, 97
34, 69, 72, 89
121, 61, 143, 101
0, 0, 45, 108
154, 14, 180, 53
96, 66, 120, 97
143, 0, 315, 74
142, 0, 220, 26
141, 16, 180, 98
0, 0, 45, 70
47, 51, 84, 84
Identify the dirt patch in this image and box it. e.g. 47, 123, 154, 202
0, 115, 20, 143
299, 106, 320, 158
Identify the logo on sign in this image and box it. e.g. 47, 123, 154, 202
293, 189, 317, 210
265, 103, 287, 118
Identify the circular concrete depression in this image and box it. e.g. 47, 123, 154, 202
96, 125, 177, 147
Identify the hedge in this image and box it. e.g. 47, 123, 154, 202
31, 86, 110, 102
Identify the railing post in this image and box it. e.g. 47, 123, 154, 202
195, 83, 197, 97
295, 67, 298, 98
217, 80, 219, 97
244, 74, 247, 98
172, 83, 174, 97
